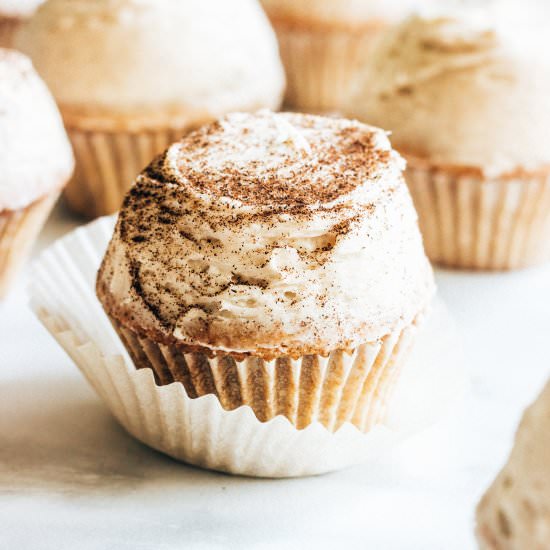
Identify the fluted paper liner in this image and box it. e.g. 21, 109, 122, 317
29, 216, 466, 477
65, 127, 185, 218
111, 317, 416, 433
272, 20, 385, 112
406, 163, 550, 270
0, 191, 59, 298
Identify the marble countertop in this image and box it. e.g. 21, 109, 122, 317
1, 203, 549, 550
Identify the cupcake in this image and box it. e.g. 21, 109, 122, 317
477, 379, 550, 549
17, 0, 285, 219
96, 110, 435, 432
0, 49, 73, 297
345, 14, 550, 270
260, 0, 424, 113
0, 1, 43, 48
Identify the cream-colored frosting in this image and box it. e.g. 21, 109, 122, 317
0, 0, 43, 18
0, 49, 73, 211
345, 14, 550, 176
477, 379, 550, 549
97, 111, 434, 358
16, 0, 285, 130
261, 0, 427, 26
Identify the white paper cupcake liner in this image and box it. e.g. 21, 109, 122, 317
406, 163, 550, 270
29, 216, 466, 477
64, 127, 185, 218
0, 191, 59, 298
109, 314, 419, 434
272, 20, 385, 113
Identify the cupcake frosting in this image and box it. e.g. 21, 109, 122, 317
0, 49, 73, 211
346, 14, 550, 176
261, 0, 425, 26
16, 0, 285, 130
0, 0, 44, 18
97, 111, 434, 358
477, 379, 550, 548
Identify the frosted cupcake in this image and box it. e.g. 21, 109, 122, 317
0, 1, 43, 48
477, 379, 550, 548
17, 0, 285, 219
0, 49, 73, 297
260, 0, 424, 113
96, 110, 434, 432
346, 14, 550, 270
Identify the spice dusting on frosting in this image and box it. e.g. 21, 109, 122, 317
97, 111, 434, 359
165, 112, 394, 207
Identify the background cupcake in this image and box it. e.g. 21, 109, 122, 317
17, 0, 285, 219
345, 14, 550, 270
477, 379, 550, 549
0, 0, 43, 48
96, 110, 434, 433
0, 49, 73, 297
261, 0, 426, 113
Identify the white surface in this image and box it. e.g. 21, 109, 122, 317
1, 202, 550, 549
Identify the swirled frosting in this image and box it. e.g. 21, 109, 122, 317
97, 111, 434, 358
16, 0, 285, 130
345, 14, 550, 176
0, 49, 73, 211
261, 0, 428, 26
477, 379, 550, 549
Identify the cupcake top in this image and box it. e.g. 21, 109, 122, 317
17, 0, 285, 131
477, 379, 550, 548
345, 14, 550, 177
0, 0, 44, 18
261, 0, 424, 27
97, 111, 434, 359
0, 49, 73, 211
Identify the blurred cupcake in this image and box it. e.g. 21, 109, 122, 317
346, 14, 550, 270
261, 0, 423, 113
0, 1, 43, 48
17, 0, 285, 219
0, 49, 73, 297
477, 379, 550, 549
96, 110, 434, 432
